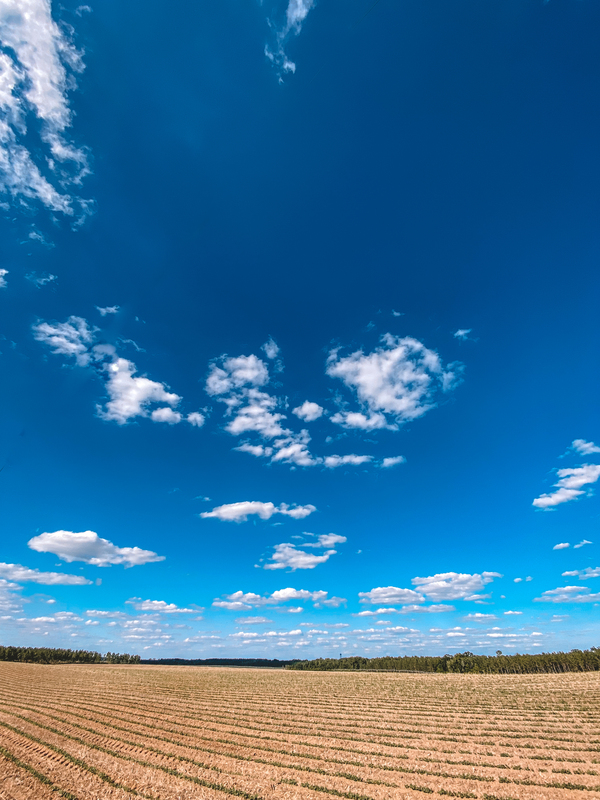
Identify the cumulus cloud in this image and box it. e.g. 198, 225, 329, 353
200, 500, 316, 523
261, 337, 280, 360
212, 587, 342, 611
0, 562, 91, 585
187, 412, 205, 427
264, 534, 346, 571
411, 572, 502, 601
399, 604, 455, 613
293, 401, 324, 422
0, 0, 91, 217
99, 357, 181, 425
574, 539, 592, 549
96, 306, 119, 316
562, 567, 600, 580
534, 586, 600, 603
33, 316, 97, 366
125, 598, 195, 613
25, 271, 56, 288
235, 616, 272, 624
453, 329, 472, 340
359, 586, 425, 605
264, 0, 315, 78
34, 315, 189, 425
0, 268, 8, 287
553, 543, 570, 550
572, 439, 600, 455
327, 334, 462, 431
324, 454, 372, 468
464, 612, 497, 621
533, 464, 600, 509
381, 456, 406, 468
28, 530, 165, 568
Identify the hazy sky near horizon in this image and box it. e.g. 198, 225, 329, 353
0, 0, 599, 659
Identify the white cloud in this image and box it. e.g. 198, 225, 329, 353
534, 586, 600, 603
234, 616, 272, 624
358, 586, 425, 605
574, 539, 592, 549
187, 412, 205, 427
213, 587, 339, 611
28, 530, 165, 567
261, 337, 280, 360
25, 271, 56, 287
96, 306, 119, 316
150, 407, 182, 425
381, 456, 406, 468
99, 357, 182, 425
533, 464, 600, 508
33, 316, 97, 366
264, 534, 345, 571
293, 401, 324, 422
399, 604, 455, 613
453, 329, 472, 340
327, 334, 462, 431
264, 0, 315, 78
125, 598, 195, 613
411, 572, 501, 601
464, 613, 497, 621
504, 610, 522, 615
0, 562, 91, 585
553, 542, 570, 550
324, 454, 372, 468
206, 354, 269, 395
200, 500, 316, 523
0, 268, 7, 287
0, 0, 91, 217
264, 543, 335, 571
572, 439, 600, 455
562, 567, 600, 579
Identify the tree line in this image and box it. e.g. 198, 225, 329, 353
286, 648, 600, 674
0, 646, 140, 664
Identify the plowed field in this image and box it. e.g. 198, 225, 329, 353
1, 664, 599, 800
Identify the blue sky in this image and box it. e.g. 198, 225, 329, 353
0, 0, 599, 659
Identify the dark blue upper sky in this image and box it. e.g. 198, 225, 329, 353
0, 0, 598, 657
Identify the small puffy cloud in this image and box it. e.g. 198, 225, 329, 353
381, 456, 406, 468
533, 464, 600, 509
264, 543, 336, 571
213, 587, 338, 611
562, 567, 600, 580
96, 306, 120, 316
324, 454, 372, 468
327, 334, 462, 431
206, 354, 269, 396
453, 329, 472, 340
201, 501, 316, 523
0, 562, 91, 585
261, 337, 280, 360
33, 316, 97, 366
464, 613, 497, 621
126, 598, 195, 613
398, 604, 455, 614
0, 269, 8, 288
187, 412, 205, 427
411, 572, 501, 601
359, 586, 425, 605
151, 407, 182, 424
293, 401, 324, 422
264, 534, 346, 572
28, 530, 165, 568
572, 439, 600, 455
534, 586, 600, 603
504, 610, 522, 615
574, 539, 592, 549
235, 616, 272, 624
553, 543, 570, 550
99, 358, 182, 425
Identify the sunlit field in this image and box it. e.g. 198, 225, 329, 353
1, 663, 600, 800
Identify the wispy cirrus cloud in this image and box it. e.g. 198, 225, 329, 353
28, 530, 165, 568
264, 0, 315, 79
534, 586, 600, 603
327, 334, 463, 431
0, 0, 92, 219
